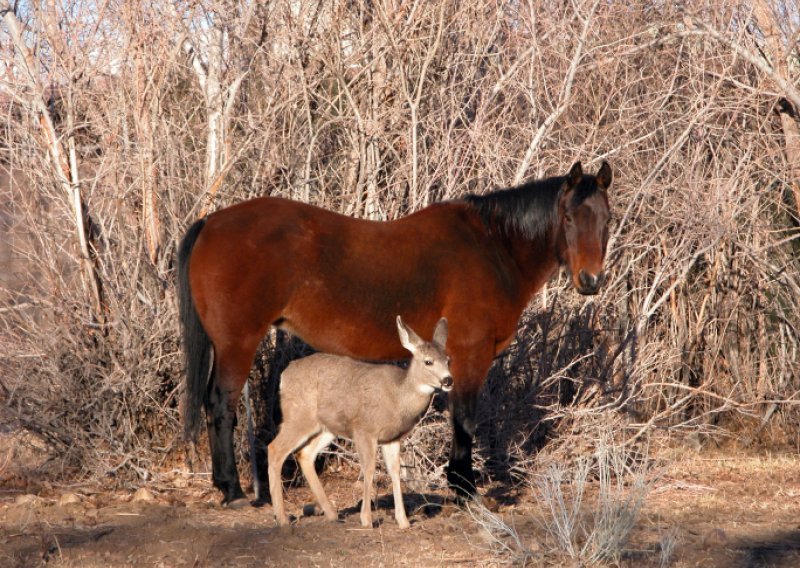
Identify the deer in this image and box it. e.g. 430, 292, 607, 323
267, 316, 452, 530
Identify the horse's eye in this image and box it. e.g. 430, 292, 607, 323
564, 213, 574, 225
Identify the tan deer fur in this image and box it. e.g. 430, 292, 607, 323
268, 316, 451, 529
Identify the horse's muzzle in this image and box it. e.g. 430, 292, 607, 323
577, 270, 604, 295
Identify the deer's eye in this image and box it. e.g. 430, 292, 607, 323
425, 359, 433, 366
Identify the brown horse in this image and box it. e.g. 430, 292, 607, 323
177, 161, 612, 506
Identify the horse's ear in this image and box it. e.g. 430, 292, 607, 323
596, 161, 612, 190
432, 317, 448, 348
566, 161, 583, 191
560, 161, 582, 202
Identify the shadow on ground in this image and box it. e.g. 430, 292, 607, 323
338, 491, 456, 524
736, 530, 800, 568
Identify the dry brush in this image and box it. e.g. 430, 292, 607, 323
0, 0, 798, 487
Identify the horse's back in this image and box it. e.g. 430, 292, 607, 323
189, 196, 524, 359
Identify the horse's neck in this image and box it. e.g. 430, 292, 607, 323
505, 231, 560, 300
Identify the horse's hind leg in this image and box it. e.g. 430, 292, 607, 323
206, 342, 259, 507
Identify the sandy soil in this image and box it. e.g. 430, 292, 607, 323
2, 436, 799, 567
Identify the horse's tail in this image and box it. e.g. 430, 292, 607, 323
177, 217, 211, 443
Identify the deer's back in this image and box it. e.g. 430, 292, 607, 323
281, 353, 426, 442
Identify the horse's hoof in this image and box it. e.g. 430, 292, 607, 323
475, 494, 500, 512
451, 493, 499, 512
438, 500, 462, 517
224, 497, 251, 510
452, 493, 473, 508
302, 504, 317, 517
448, 483, 478, 507
250, 497, 269, 509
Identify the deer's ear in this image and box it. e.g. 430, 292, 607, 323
433, 317, 448, 348
396, 315, 421, 353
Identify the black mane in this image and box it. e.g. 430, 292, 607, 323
463, 174, 599, 240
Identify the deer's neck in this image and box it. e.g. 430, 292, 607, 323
393, 366, 436, 429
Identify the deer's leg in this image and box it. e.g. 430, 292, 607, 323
353, 433, 378, 528
297, 431, 338, 521
381, 442, 409, 529
266, 438, 291, 526
445, 334, 495, 501
267, 421, 319, 526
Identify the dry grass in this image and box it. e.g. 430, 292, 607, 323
460, 427, 658, 565
535, 430, 656, 564
464, 501, 535, 564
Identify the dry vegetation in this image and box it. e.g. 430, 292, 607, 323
1, 0, 799, 537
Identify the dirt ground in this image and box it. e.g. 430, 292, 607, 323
1, 434, 799, 567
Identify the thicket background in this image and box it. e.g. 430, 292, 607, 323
1, 0, 798, 487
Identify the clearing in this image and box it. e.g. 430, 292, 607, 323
1, 432, 799, 567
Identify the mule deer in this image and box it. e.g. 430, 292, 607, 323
268, 316, 451, 529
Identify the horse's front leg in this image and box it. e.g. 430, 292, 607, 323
446, 340, 494, 501
447, 388, 479, 499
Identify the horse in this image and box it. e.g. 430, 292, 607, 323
177, 160, 612, 507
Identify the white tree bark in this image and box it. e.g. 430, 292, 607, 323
2, 3, 104, 322
172, 7, 250, 218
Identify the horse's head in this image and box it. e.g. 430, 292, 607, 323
555, 161, 612, 295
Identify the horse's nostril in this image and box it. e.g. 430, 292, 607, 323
578, 270, 605, 293
579, 270, 597, 288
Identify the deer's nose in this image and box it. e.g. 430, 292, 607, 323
441, 376, 453, 389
